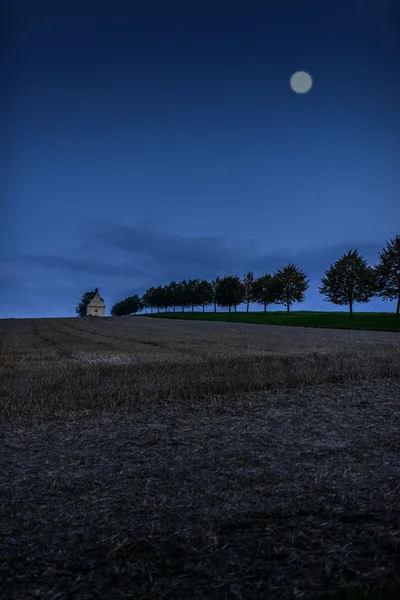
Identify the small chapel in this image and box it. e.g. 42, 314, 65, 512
86, 288, 106, 317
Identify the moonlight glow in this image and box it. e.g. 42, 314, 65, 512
290, 71, 313, 93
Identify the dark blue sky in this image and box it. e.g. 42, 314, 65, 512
1, 0, 399, 317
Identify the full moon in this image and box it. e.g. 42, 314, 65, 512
290, 71, 313, 94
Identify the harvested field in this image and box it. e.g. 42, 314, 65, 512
1, 316, 400, 599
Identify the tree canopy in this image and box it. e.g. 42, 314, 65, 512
251, 273, 278, 312
214, 276, 245, 313
273, 264, 310, 314
110, 295, 142, 317
319, 249, 376, 315
242, 271, 255, 313
374, 234, 400, 315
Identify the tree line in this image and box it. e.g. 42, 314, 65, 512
75, 234, 400, 317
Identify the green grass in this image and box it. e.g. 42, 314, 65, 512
143, 310, 400, 332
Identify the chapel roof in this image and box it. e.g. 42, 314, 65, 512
87, 293, 105, 307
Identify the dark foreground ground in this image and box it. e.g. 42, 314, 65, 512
1, 317, 400, 599
2, 379, 400, 600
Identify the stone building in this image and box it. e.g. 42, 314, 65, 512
86, 289, 106, 317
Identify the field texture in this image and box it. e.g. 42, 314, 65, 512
1, 316, 400, 600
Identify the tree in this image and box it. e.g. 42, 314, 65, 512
274, 264, 310, 314
166, 281, 180, 312
186, 279, 202, 312
141, 286, 164, 313
374, 234, 400, 315
242, 271, 255, 313
210, 277, 221, 312
214, 277, 229, 311
153, 286, 165, 313
231, 278, 246, 312
319, 249, 376, 316
195, 280, 214, 312
111, 295, 142, 316
75, 287, 102, 317
176, 280, 193, 312
252, 273, 279, 312
214, 275, 245, 313
141, 288, 155, 314
160, 285, 173, 312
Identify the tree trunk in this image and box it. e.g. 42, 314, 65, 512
397, 292, 400, 315
234, 305, 237, 312
264, 302, 266, 313
214, 302, 217, 313
192, 305, 194, 312
246, 300, 249, 313
349, 300, 353, 316
286, 302, 290, 314
202, 304, 205, 313
182, 306, 184, 313
228, 305, 231, 313
173, 305, 176, 313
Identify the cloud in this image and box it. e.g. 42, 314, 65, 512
96, 225, 383, 279
2, 252, 150, 279
94, 226, 260, 281
96, 226, 236, 261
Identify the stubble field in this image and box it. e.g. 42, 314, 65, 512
1, 316, 400, 600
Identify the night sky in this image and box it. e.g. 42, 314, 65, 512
1, 0, 399, 318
